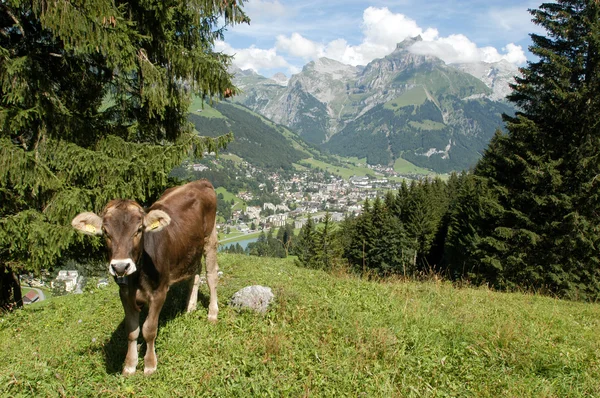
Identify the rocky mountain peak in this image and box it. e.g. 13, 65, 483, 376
394, 35, 423, 52
303, 57, 360, 79
455, 60, 520, 101
270, 72, 289, 86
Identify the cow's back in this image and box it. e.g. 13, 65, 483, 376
144, 180, 217, 283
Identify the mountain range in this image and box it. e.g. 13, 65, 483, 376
231, 36, 519, 173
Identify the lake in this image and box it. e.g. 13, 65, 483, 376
219, 236, 258, 251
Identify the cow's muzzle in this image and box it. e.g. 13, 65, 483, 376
109, 258, 137, 277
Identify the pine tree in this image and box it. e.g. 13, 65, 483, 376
398, 179, 446, 271
314, 212, 341, 270
455, 0, 600, 298
295, 217, 318, 269
341, 196, 413, 277
343, 200, 373, 274
0, 0, 248, 308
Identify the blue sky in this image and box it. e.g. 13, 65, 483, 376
217, 0, 544, 77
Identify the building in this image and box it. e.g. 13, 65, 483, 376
192, 164, 208, 172
23, 290, 40, 304
52, 270, 80, 292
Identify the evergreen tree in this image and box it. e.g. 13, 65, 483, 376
343, 200, 374, 274
397, 179, 447, 271
342, 196, 413, 277
452, 0, 600, 298
445, 174, 504, 283
276, 223, 294, 257
314, 212, 342, 270
295, 218, 318, 269
0, 0, 248, 308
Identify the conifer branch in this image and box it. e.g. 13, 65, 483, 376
4, 7, 25, 37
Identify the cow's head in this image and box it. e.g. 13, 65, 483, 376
71, 200, 171, 281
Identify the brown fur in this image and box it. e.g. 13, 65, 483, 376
75, 180, 219, 376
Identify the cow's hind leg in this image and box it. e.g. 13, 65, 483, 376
205, 226, 219, 322
120, 289, 140, 376
142, 289, 166, 375
186, 274, 200, 313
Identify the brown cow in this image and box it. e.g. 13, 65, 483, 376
71, 179, 219, 375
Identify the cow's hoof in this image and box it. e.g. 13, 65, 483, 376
122, 366, 137, 376
144, 366, 157, 376
207, 314, 218, 323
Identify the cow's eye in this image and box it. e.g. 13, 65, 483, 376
135, 227, 143, 236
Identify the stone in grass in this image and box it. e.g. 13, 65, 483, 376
230, 285, 274, 314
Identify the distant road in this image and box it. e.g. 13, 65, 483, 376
219, 231, 262, 244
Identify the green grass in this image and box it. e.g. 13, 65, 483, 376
21, 287, 53, 299
215, 187, 246, 211
188, 97, 225, 118
394, 157, 431, 175
384, 86, 428, 110
299, 158, 375, 179
409, 120, 446, 131
2, 254, 600, 396
218, 153, 244, 163
218, 230, 262, 245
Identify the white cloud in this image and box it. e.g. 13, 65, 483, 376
273, 7, 526, 67
215, 40, 292, 73
223, 6, 529, 76
360, 7, 423, 49
275, 33, 324, 59
410, 34, 527, 64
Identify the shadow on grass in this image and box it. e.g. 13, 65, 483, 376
93, 279, 212, 375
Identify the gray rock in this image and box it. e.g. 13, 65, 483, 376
230, 285, 274, 314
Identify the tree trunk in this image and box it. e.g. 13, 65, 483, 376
0, 264, 22, 310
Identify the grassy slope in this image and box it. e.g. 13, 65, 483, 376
189, 97, 226, 118
298, 158, 376, 180
2, 255, 599, 397
215, 187, 245, 211
394, 157, 431, 175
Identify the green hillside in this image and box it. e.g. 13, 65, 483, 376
325, 97, 514, 173
187, 100, 428, 179
391, 63, 491, 97
189, 102, 309, 170
2, 255, 599, 396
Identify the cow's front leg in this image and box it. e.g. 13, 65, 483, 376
120, 288, 140, 376
142, 289, 166, 375
205, 227, 219, 322
186, 274, 200, 313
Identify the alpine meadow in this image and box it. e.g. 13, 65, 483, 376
2, 0, 600, 397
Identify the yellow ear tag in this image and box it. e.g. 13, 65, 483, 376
85, 224, 97, 234
150, 220, 160, 230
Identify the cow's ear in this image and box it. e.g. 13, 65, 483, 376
72, 212, 103, 236
144, 210, 171, 233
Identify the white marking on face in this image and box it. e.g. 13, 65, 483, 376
109, 258, 137, 276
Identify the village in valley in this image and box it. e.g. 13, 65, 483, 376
202, 157, 429, 237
